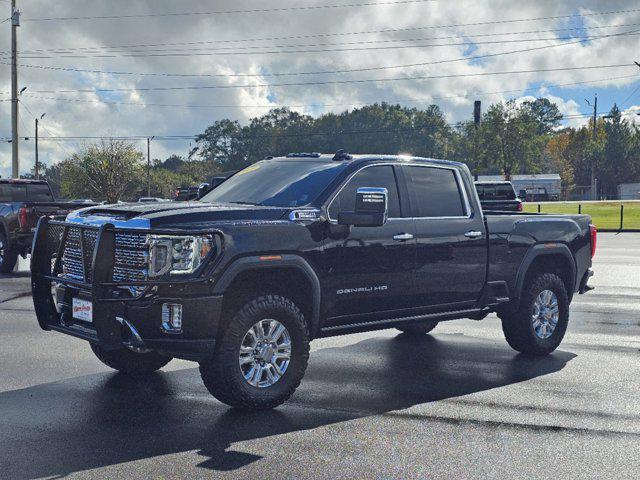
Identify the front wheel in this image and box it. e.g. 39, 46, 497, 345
199, 294, 310, 410
500, 273, 569, 356
90, 343, 172, 375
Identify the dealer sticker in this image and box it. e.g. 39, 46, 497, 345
72, 298, 93, 323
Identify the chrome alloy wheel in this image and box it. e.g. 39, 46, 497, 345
532, 289, 559, 339
239, 319, 292, 388
0, 237, 5, 265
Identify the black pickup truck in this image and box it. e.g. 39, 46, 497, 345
0, 179, 92, 273
475, 180, 523, 212
31, 153, 595, 410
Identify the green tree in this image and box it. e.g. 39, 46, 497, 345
600, 105, 639, 197
60, 140, 144, 203
474, 99, 563, 178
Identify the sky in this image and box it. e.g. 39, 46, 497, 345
1, 0, 640, 178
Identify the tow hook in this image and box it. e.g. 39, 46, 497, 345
116, 317, 152, 353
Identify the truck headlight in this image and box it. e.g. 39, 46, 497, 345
148, 235, 214, 277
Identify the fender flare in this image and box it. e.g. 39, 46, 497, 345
514, 243, 577, 302
212, 254, 322, 338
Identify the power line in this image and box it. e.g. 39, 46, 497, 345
22, 0, 438, 22
18, 73, 640, 111
9, 31, 640, 59
9, 21, 640, 55
19, 98, 82, 158
9, 61, 638, 95
21, 6, 640, 27
621, 84, 640, 106
5, 111, 639, 145
8, 29, 640, 59
3, 55, 633, 80
10, 23, 640, 57
5, 56, 634, 78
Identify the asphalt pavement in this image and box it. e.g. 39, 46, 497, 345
0, 234, 638, 479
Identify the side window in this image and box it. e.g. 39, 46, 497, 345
328, 165, 401, 219
0, 184, 27, 202
27, 184, 54, 202
407, 166, 466, 217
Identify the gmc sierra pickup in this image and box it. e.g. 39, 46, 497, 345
31, 152, 595, 410
0, 179, 93, 273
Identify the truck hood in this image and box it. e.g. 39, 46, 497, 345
67, 201, 292, 228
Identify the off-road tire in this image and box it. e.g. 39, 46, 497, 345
0, 231, 18, 274
397, 320, 439, 335
500, 273, 569, 356
90, 343, 172, 375
199, 294, 310, 410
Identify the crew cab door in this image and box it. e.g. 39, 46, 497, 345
404, 165, 487, 308
322, 164, 416, 324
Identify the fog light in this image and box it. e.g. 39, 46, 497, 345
162, 303, 183, 334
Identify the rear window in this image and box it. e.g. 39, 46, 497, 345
407, 166, 466, 217
476, 183, 516, 201
0, 183, 28, 202
27, 184, 54, 201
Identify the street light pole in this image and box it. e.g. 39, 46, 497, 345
34, 113, 44, 179
35, 117, 38, 179
147, 136, 154, 197
11, 0, 20, 178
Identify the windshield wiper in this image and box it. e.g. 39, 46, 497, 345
229, 201, 264, 206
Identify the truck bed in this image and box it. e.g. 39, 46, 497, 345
484, 211, 592, 302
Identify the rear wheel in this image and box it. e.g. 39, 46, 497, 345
0, 231, 18, 274
90, 343, 172, 375
500, 273, 569, 356
199, 294, 309, 410
397, 320, 439, 335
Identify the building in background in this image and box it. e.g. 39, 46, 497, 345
618, 183, 640, 200
477, 174, 561, 202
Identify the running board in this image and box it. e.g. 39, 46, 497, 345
319, 308, 486, 337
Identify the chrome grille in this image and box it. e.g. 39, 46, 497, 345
61, 227, 85, 280
59, 226, 149, 284
113, 232, 149, 283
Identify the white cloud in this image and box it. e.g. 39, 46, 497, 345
1, 0, 639, 177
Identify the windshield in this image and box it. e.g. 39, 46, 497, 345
201, 160, 348, 207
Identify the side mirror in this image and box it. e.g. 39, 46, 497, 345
337, 187, 388, 227
197, 183, 211, 199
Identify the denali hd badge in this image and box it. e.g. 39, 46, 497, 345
337, 285, 388, 295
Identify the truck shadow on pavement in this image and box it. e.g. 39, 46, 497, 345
0, 333, 575, 478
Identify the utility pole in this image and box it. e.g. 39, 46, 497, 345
586, 94, 598, 200
35, 118, 39, 179
11, 0, 20, 178
34, 113, 44, 179
147, 136, 154, 197
473, 100, 481, 181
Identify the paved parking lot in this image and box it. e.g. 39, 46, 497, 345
1, 233, 638, 479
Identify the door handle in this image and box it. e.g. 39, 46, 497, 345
464, 230, 483, 239
393, 233, 414, 241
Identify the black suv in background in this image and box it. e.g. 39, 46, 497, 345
475, 181, 523, 212
31, 153, 594, 410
